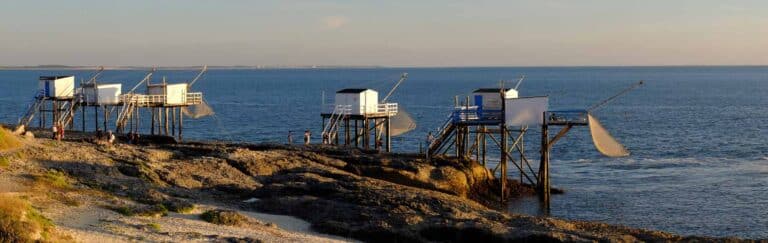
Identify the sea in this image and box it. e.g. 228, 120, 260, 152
1, 66, 767, 239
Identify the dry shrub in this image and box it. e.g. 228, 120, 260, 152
0, 128, 22, 152
200, 209, 248, 226
0, 195, 51, 242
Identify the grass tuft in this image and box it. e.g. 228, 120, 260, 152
0, 156, 9, 168
147, 223, 161, 231
34, 169, 71, 189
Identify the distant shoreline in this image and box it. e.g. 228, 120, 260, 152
1, 65, 768, 71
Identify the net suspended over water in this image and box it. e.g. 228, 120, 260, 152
389, 107, 416, 137
588, 114, 630, 157
182, 100, 215, 119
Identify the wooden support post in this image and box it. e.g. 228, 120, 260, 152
455, 125, 461, 157
520, 127, 525, 183
151, 108, 156, 135
345, 118, 350, 146
465, 96, 471, 159
363, 118, 369, 149
335, 118, 341, 145
136, 107, 141, 134
386, 116, 391, 152
94, 106, 98, 131
373, 119, 380, 150
178, 107, 183, 141
164, 107, 170, 135
475, 128, 480, 162
354, 120, 359, 147
481, 126, 487, 166
539, 112, 550, 210
52, 101, 57, 127
106, 108, 111, 132
81, 105, 85, 131
39, 100, 43, 128
172, 108, 176, 136
500, 88, 508, 202
103, 106, 108, 132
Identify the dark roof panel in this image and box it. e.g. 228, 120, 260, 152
473, 88, 514, 93
39, 75, 74, 81
337, 88, 371, 93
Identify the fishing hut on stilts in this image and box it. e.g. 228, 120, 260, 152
17, 67, 113, 132
427, 77, 643, 210
116, 66, 209, 141
17, 75, 78, 131
320, 73, 414, 152
18, 66, 212, 142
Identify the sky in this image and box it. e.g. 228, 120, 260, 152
1, 0, 767, 67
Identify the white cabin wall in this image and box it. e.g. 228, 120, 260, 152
54, 76, 75, 97
165, 83, 188, 105
38, 76, 75, 98
97, 84, 122, 105
363, 90, 379, 114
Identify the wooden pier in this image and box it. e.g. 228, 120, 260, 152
18, 66, 209, 142
321, 103, 398, 152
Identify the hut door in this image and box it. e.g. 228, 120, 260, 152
474, 95, 483, 116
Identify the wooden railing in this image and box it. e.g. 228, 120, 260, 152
118, 92, 203, 106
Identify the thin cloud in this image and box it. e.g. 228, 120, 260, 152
323, 16, 348, 29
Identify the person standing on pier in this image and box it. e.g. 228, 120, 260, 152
58, 123, 64, 140
304, 130, 311, 145
322, 132, 329, 145
287, 131, 294, 144
107, 130, 115, 145
51, 124, 58, 140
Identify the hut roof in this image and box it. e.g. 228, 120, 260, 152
473, 88, 515, 93
336, 88, 373, 93
39, 76, 73, 81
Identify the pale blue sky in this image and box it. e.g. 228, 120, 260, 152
1, 0, 766, 66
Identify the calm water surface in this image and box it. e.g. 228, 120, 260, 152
1, 66, 767, 238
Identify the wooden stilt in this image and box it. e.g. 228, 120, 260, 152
39, 100, 44, 128
386, 116, 391, 152
374, 119, 380, 150
363, 118, 369, 150
539, 112, 550, 210
500, 89, 508, 202
151, 108, 156, 135
178, 107, 183, 141
481, 125, 487, 166
520, 127, 525, 183
94, 106, 98, 131
354, 120, 359, 147
136, 108, 141, 134
164, 107, 170, 135
172, 108, 176, 136
345, 118, 350, 146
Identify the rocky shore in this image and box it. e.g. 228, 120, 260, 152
0, 128, 754, 242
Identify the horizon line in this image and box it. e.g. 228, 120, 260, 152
2, 64, 768, 70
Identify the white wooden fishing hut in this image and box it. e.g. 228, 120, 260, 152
116, 67, 207, 141
17, 76, 77, 130
321, 88, 399, 152
18, 66, 210, 142
78, 75, 125, 133
426, 79, 642, 210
